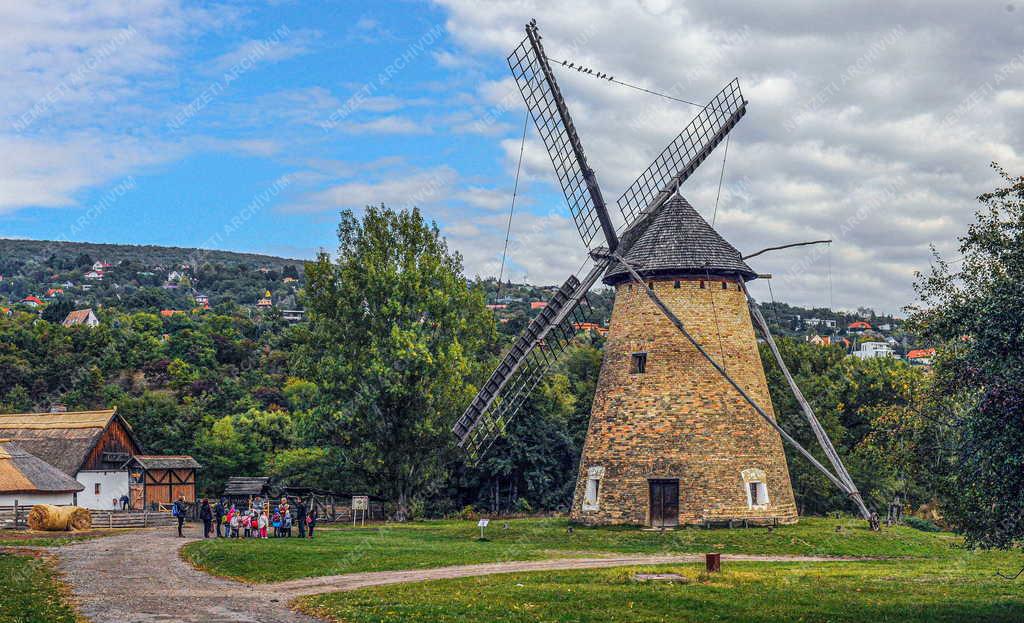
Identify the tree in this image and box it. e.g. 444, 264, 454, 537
909, 164, 1024, 547
295, 206, 496, 520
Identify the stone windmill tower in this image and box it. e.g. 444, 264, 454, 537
569, 197, 796, 526
453, 21, 874, 528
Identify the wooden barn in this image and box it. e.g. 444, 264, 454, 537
0, 408, 199, 510
128, 456, 201, 509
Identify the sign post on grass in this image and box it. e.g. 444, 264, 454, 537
352, 495, 369, 526
478, 518, 489, 540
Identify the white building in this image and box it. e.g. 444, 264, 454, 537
853, 342, 896, 359
805, 318, 837, 329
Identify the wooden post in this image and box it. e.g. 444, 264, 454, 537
706, 553, 721, 573
13, 500, 19, 529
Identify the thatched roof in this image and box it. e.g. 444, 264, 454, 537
0, 440, 85, 494
0, 409, 138, 475
133, 455, 201, 470
223, 477, 271, 497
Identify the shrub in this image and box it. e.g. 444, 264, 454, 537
904, 516, 941, 532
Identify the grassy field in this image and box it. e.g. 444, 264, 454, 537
298, 558, 1024, 623
183, 517, 961, 582
0, 553, 79, 623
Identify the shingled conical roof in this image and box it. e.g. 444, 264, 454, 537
604, 195, 756, 285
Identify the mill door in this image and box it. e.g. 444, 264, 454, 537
649, 479, 679, 528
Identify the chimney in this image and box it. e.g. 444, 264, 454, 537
49, 404, 67, 413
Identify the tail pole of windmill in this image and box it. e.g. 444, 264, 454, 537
452, 20, 876, 528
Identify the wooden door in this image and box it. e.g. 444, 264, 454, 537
129, 484, 144, 510
649, 480, 679, 528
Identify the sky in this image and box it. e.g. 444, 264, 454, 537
1, 1, 1023, 315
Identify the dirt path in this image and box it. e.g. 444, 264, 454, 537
56, 525, 869, 622
262, 552, 865, 597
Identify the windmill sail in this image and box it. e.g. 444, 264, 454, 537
508, 22, 618, 251
453, 268, 602, 460
616, 79, 746, 229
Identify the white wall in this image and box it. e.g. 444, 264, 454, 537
0, 491, 77, 507
75, 471, 129, 510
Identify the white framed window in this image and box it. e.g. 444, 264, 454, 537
741, 468, 770, 509
583, 466, 604, 511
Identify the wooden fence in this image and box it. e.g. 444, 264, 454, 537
0, 505, 176, 530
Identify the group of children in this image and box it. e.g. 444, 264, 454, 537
224, 497, 304, 539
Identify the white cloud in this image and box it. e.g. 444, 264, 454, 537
339, 116, 431, 135
284, 165, 458, 213
433, 0, 1024, 313
0, 133, 181, 213
204, 28, 320, 75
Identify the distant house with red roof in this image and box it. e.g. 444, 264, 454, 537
530, 301, 548, 310
84, 270, 103, 280
159, 310, 185, 318
907, 348, 936, 365
848, 321, 872, 332
486, 304, 508, 310
20, 295, 44, 308
62, 309, 99, 328
45, 288, 64, 298
573, 321, 608, 337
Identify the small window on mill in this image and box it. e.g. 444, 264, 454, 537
721, 281, 728, 290
674, 280, 681, 289
631, 352, 647, 374
700, 281, 706, 289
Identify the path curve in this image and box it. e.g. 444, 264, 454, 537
56, 526, 869, 622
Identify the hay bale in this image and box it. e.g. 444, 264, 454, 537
26, 504, 92, 531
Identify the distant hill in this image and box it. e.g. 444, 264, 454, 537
0, 239, 307, 313
0, 239, 305, 272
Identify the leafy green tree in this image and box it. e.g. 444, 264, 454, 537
41, 297, 74, 324
909, 164, 1024, 547
295, 205, 496, 519
761, 338, 929, 515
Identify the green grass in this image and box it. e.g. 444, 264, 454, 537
183, 517, 961, 582
0, 553, 79, 623
299, 558, 1024, 623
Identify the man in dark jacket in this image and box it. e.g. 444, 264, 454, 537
295, 497, 307, 538
172, 496, 186, 537
214, 498, 225, 537
199, 499, 213, 538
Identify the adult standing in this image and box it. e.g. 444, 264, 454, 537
172, 495, 186, 538
295, 497, 307, 539
214, 498, 225, 537
199, 498, 213, 538
119, 493, 130, 511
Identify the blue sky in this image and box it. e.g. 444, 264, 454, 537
2, 2, 530, 267
2, 1, 1023, 313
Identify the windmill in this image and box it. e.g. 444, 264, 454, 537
452, 20, 876, 528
